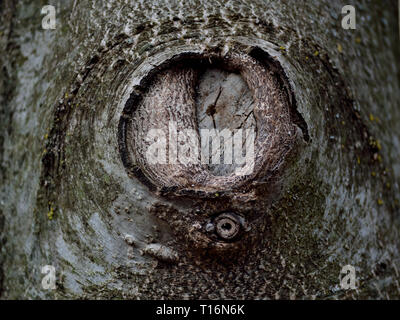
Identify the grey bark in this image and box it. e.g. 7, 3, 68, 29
0, 0, 400, 299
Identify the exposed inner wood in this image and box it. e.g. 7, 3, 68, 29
127, 52, 302, 193
196, 68, 256, 176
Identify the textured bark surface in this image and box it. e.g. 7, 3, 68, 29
0, 0, 400, 299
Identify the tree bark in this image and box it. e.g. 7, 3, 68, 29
0, 0, 400, 299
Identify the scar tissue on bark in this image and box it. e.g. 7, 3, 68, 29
120, 49, 307, 199
142, 243, 179, 263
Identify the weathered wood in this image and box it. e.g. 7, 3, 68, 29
0, 0, 399, 299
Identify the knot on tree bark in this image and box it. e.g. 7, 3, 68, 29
119, 46, 309, 253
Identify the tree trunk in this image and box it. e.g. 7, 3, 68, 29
1, 0, 400, 299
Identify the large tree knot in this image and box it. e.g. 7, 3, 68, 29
119, 46, 308, 256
